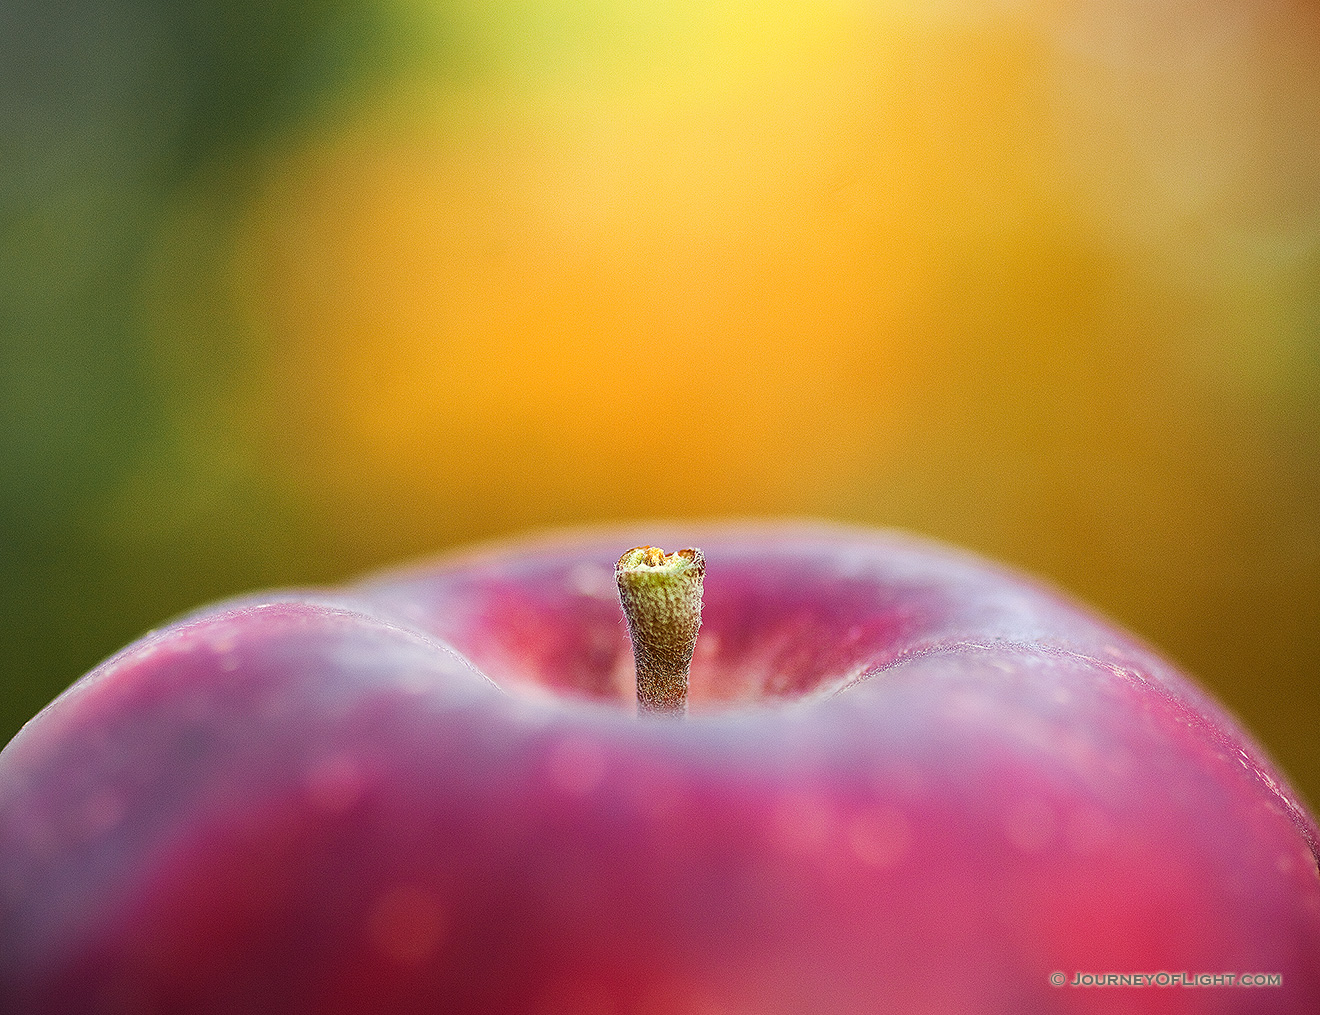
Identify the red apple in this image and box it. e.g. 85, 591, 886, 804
2, 523, 1317, 1013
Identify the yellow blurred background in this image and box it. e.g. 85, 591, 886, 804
3, 1, 1318, 803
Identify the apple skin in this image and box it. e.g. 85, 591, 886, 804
1, 523, 1317, 1014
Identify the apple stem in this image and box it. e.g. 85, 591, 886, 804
615, 545, 705, 717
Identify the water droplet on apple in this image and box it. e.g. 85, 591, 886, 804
545, 736, 607, 797
1064, 804, 1115, 855
367, 884, 446, 965
848, 807, 910, 869
692, 630, 720, 659
304, 754, 366, 814
78, 790, 124, 839
567, 562, 615, 599
396, 668, 436, 696
1003, 798, 1057, 852
536, 977, 616, 1015
208, 630, 239, 655
636, 982, 728, 1015
619, 764, 687, 824
772, 791, 834, 854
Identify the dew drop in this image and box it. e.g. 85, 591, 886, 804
79, 790, 124, 839
772, 791, 835, 854
1065, 805, 1114, 855
368, 885, 446, 965
568, 563, 615, 600
1004, 798, 1057, 852
848, 808, 910, 869
304, 754, 366, 814
546, 736, 607, 798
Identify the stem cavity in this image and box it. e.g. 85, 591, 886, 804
615, 545, 705, 717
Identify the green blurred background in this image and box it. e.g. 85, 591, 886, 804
3, 0, 1317, 804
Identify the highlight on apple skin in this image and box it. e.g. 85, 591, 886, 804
1, 523, 1317, 1014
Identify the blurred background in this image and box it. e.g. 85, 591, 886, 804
2, 0, 1317, 803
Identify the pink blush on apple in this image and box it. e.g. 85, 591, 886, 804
0, 522, 1316, 1014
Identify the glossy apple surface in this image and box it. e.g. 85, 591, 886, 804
2, 523, 1318, 1013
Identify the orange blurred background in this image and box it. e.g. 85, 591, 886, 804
3, 0, 1318, 803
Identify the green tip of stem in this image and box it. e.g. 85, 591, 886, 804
616, 545, 705, 717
